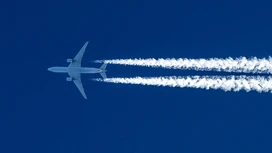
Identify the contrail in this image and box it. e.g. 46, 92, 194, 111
94, 57, 272, 74
93, 76, 272, 93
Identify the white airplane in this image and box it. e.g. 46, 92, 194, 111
48, 41, 107, 99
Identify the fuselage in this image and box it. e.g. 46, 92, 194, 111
48, 66, 103, 74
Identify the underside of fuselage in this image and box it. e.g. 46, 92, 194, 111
48, 67, 102, 73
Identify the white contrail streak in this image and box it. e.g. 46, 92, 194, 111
93, 76, 272, 93
94, 57, 272, 74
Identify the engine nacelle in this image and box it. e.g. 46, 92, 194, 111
67, 59, 73, 63
66, 77, 72, 81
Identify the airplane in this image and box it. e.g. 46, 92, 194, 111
47, 41, 107, 99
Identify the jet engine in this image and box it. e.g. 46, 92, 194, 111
66, 77, 72, 81
67, 59, 73, 63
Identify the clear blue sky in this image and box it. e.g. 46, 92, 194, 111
2, 0, 272, 153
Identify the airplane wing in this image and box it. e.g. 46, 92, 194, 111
67, 41, 89, 99
68, 72, 87, 99
69, 41, 89, 68
73, 79, 87, 99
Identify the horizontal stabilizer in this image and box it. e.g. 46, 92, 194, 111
100, 72, 107, 79
100, 63, 107, 70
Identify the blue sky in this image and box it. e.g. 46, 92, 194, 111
2, 0, 272, 153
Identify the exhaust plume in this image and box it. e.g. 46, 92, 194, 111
93, 76, 272, 93
94, 57, 272, 74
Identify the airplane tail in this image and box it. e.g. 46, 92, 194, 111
100, 63, 107, 79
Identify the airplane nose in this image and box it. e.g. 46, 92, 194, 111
48, 67, 52, 71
